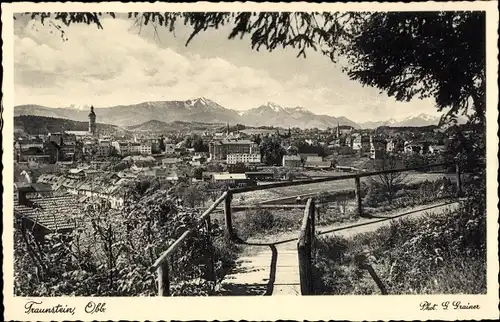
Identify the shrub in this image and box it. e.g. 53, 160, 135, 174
312, 201, 486, 295
234, 206, 301, 239
14, 187, 239, 296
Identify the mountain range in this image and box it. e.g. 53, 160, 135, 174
358, 113, 467, 129
14, 97, 451, 130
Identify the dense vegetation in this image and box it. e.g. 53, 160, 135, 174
14, 180, 239, 296
312, 199, 485, 295
14, 115, 121, 135
312, 168, 485, 295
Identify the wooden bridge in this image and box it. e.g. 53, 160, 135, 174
151, 162, 462, 296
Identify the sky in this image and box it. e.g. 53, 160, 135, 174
13, 13, 441, 123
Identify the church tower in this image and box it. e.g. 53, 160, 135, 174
88, 105, 96, 136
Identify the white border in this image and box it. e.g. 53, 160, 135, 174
2, 2, 499, 321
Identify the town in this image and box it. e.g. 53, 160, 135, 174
14, 104, 456, 217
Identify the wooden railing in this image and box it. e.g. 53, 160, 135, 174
297, 198, 316, 295
151, 161, 461, 295
151, 192, 228, 296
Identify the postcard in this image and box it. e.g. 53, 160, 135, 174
2, 1, 499, 321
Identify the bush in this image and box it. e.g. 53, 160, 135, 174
234, 207, 300, 239
312, 201, 486, 295
14, 187, 239, 296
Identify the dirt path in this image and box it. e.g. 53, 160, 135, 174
217, 200, 460, 296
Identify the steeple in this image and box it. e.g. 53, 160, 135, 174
88, 105, 97, 136
336, 121, 340, 138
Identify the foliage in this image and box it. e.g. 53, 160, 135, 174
368, 156, 408, 204
184, 134, 209, 152
14, 115, 120, 136
259, 136, 285, 166
234, 206, 299, 240
175, 181, 210, 208
364, 176, 456, 209
14, 182, 238, 296
313, 201, 486, 295
158, 136, 166, 152
344, 12, 485, 125
402, 153, 430, 169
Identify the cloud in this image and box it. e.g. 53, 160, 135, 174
14, 17, 440, 122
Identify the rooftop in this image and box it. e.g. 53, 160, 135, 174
14, 195, 82, 231
213, 173, 248, 180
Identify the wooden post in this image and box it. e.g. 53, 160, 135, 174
157, 260, 170, 296
224, 191, 234, 239
310, 199, 315, 238
205, 215, 216, 282
354, 176, 363, 217
365, 264, 388, 295
455, 163, 462, 197
297, 242, 313, 295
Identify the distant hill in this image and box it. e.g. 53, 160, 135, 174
14, 115, 125, 135
15, 97, 360, 130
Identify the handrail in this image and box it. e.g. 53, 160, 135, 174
298, 198, 314, 247
152, 191, 228, 270
230, 162, 454, 194
297, 198, 315, 295
151, 160, 460, 295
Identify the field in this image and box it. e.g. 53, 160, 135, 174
234, 172, 456, 205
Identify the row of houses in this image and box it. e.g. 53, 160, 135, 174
282, 154, 332, 169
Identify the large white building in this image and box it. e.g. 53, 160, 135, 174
226, 153, 261, 164
112, 141, 152, 155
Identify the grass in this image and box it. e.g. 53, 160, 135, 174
311, 204, 486, 295
235, 172, 456, 205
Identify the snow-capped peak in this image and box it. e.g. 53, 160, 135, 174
416, 113, 438, 121
287, 106, 309, 113
264, 102, 284, 112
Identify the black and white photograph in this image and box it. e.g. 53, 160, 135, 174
2, 2, 499, 321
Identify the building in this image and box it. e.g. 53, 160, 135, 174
351, 134, 363, 151
112, 141, 152, 156
138, 142, 152, 155
429, 145, 445, 155
282, 155, 302, 167
404, 141, 424, 154
386, 139, 396, 153
226, 153, 262, 164
245, 171, 275, 181
96, 139, 112, 157
209, 139, 259, 161
14, 185, 81, 241
212, 173, 249, 188
44, 141, 61, 163
15, 138, 44, 151
304, 157, 332, 169
164, 143, 176, 154
370, 137, 386, 160
88, 105, 97, 136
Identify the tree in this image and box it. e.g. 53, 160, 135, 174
370, 156, 408, 205
192, 136, 209, 153
252, 134, 262, 146
158, 136, 166, 152
344, 12, 485, 126
259, 136, 285, 166
192, 167, 204, 180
